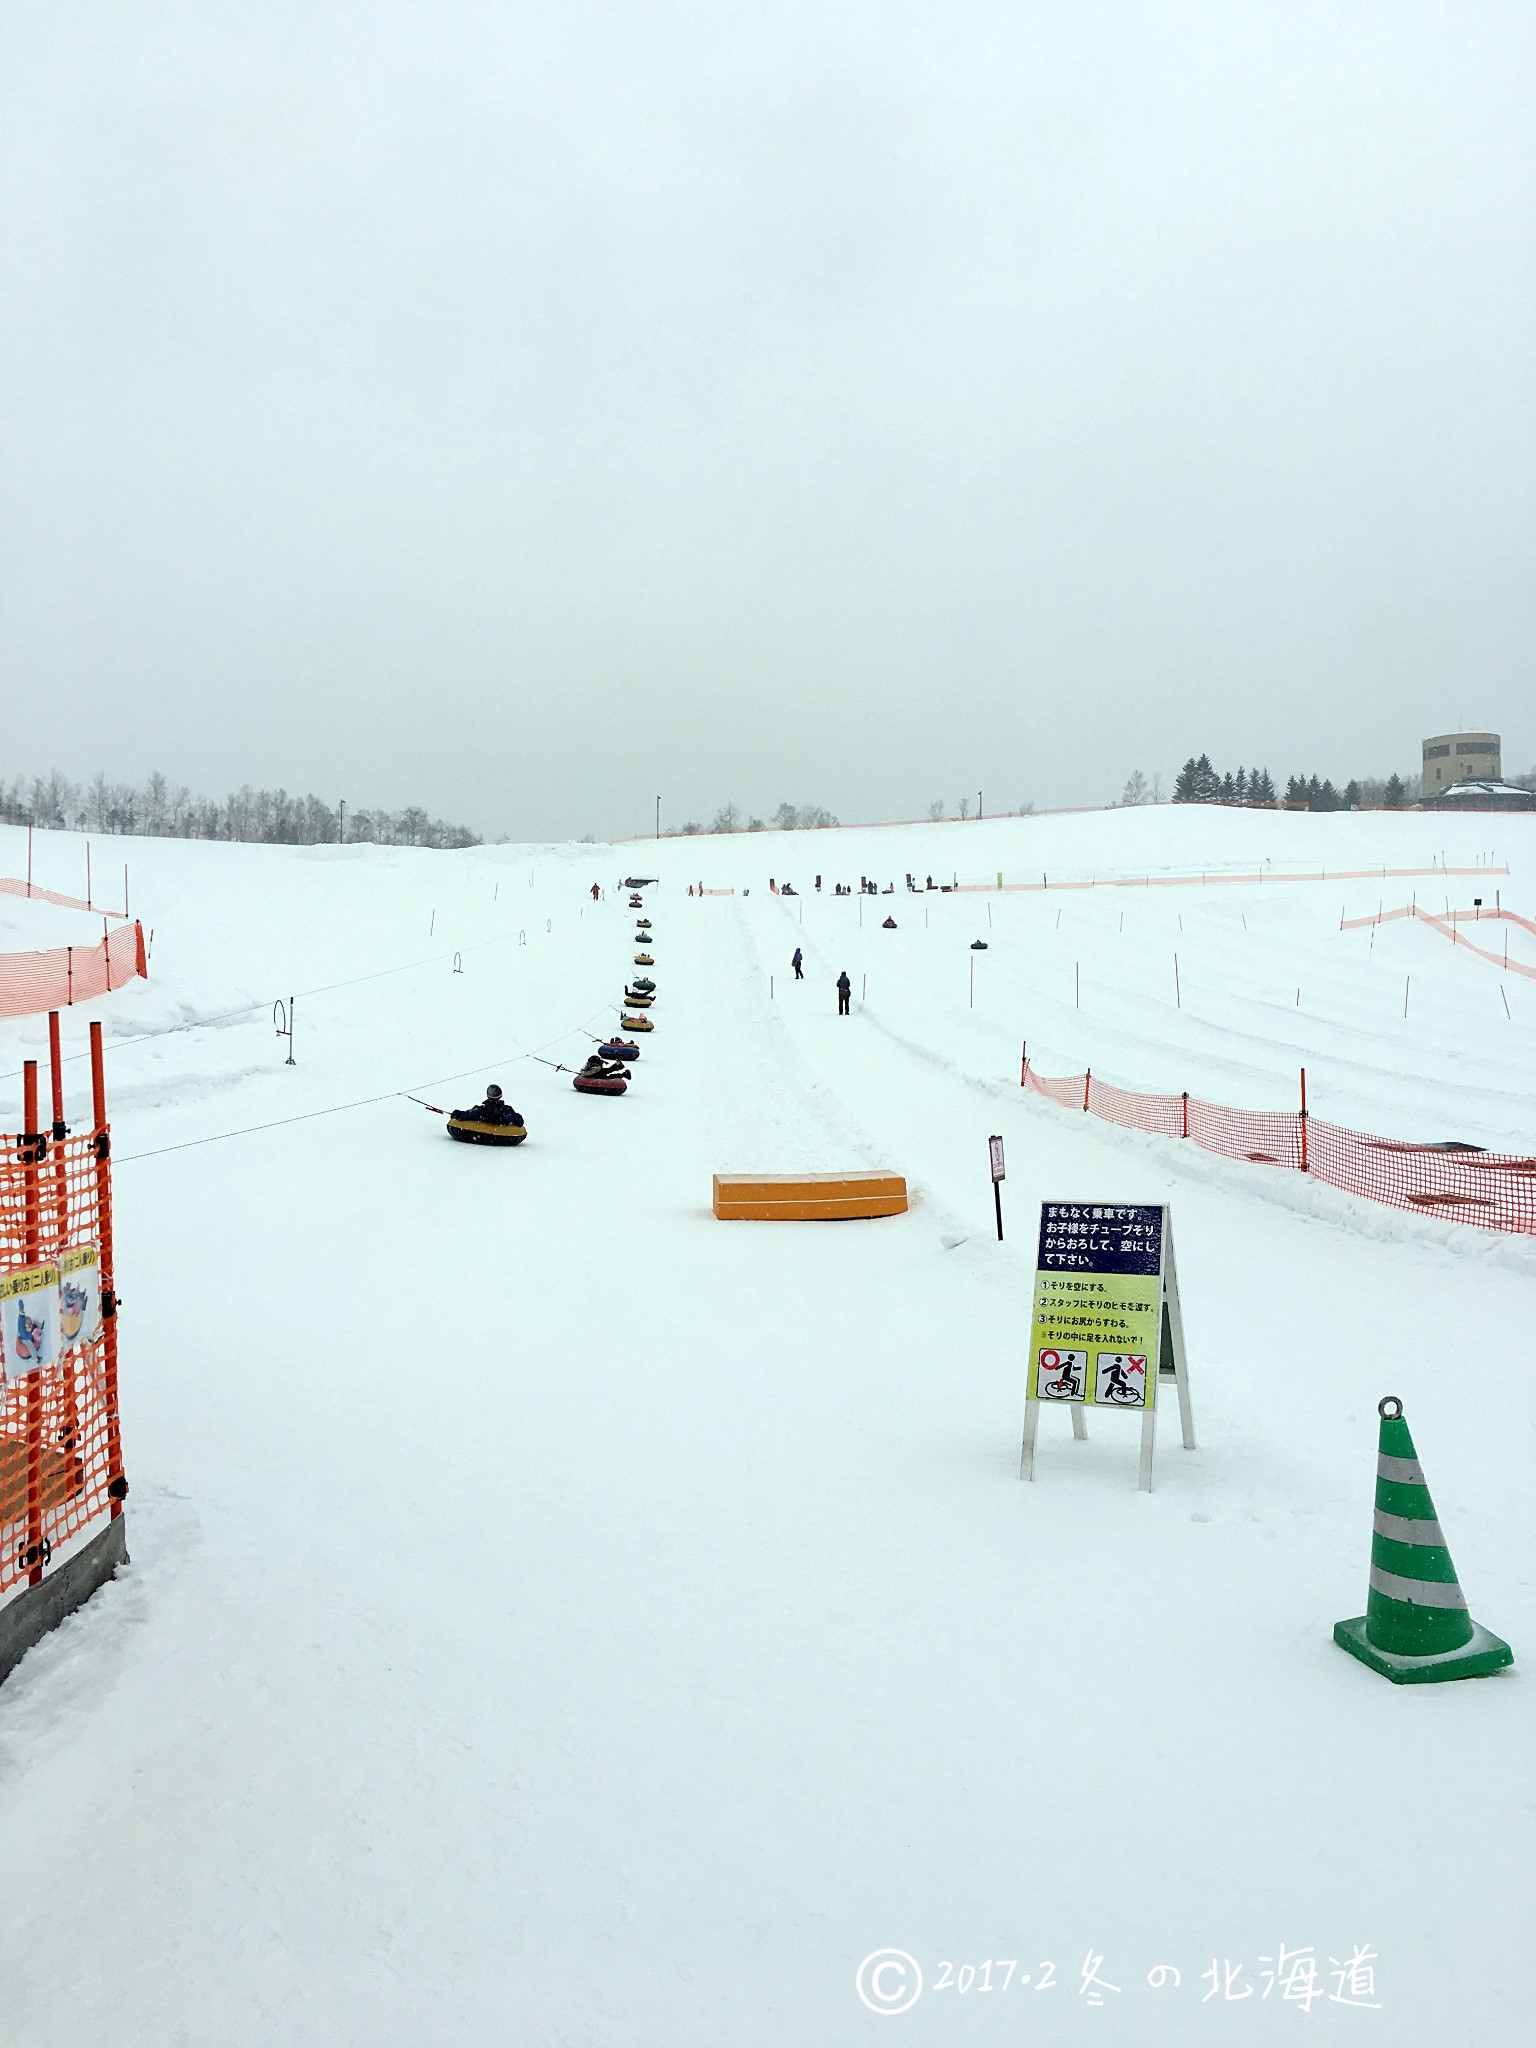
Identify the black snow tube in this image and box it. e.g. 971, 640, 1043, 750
573, 1073, 628, 1096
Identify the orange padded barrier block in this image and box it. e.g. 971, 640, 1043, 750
712, 1171, 908, 1221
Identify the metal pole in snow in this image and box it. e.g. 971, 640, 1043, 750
1174, 954, 1181, 1008
27, 820, 32, 897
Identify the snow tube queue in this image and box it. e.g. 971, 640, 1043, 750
446, 883, 658, 1135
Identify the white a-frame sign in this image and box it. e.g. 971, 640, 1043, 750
1018, 1201, 1195, 1491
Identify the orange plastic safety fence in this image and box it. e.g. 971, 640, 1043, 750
0, 923, 147, 1019
0, 1123, 123, 1598
1338, 903, 1536, 982
1023, 1063, 1536, 1235
0, 878, 104, 914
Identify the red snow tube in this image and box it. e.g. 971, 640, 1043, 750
573, 1072, 628, 1096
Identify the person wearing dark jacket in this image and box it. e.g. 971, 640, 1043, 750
792, 947, 804, 979
460, 1082, 522, 1125
836, 970, 851, 1016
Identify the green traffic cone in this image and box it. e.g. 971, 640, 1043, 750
1334, 1396, 1512, 1684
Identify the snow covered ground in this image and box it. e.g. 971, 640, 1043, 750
0, 805, 1532, 2046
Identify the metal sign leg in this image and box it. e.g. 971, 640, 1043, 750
1019, 1398, 1040, 1480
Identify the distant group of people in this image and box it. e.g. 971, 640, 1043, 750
769, 873, 951, 897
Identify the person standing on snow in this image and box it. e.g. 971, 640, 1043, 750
836, 970, 851, 1016
792, 946, 804, 980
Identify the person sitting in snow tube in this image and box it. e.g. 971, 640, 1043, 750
574, 1056, 628, 1095
636, 917, 652, 928
447, 1082, 527, 1145
598, 1039, 640, 1061
634, 952, 654, 965
631, 976, 655, 992
621, 1013, 654, 1031
624, 990, 653, 1007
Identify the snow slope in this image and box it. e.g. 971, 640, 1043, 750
0, 807, 1532, 2048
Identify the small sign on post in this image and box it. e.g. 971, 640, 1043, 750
1019, 1201, 1195, 1491
988, 1135, 1006, 1240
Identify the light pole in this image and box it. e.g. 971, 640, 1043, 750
339, 800, 346, 844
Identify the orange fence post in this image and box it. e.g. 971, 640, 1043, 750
1083, 1068, 1092, 1112
49, 1012, 81, 1492
1181, 1091, 1189, 1138
1299, 1067, 1309, 1173
89, 1022, 126, 1519
134, 921, 148, 979
1020, 1039, 1028, 1086
21, 1061, 45, 1585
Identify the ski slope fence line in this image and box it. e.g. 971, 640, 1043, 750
0, 921, 148, 1020
1021, 1060, 1536, 1236
1339, 903, 1536, 981
0, 1022, 126, 1605
0, 876, 117, 915
956, 863, 1507, 894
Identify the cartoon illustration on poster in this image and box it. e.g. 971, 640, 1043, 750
58, 1244, 102, 1350
1027, 1203, 1164, 1411
1094, 1352, 1150, 1407
0, 1263, 60, 1384
1035, 1347, 1088, 1400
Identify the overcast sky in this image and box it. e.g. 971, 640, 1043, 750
2, 1, 1532, 839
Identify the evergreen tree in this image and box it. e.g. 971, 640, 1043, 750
1285, 774, 1305, 806
1219, 771, 1236, 802
1234, 767, 1249, 801
1253, 768, 1276, 804
1343, 779, 1361, 809
1173, 757, 1201, 802
1383, 773, 1405, 809
1195, 753, 1220, 800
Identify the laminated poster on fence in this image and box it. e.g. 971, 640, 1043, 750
59, 1243, 102, 1353
0, 1262, 60, 1386
1027, 1202, 1164, 1412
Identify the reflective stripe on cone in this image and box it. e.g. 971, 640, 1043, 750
1334, 1398, 1512, 1684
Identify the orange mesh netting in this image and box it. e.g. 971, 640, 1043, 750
0, 1123, 124, 1599
1023, 1061, 1535, 1236
1339, 902, 1536, 982
0, 921, 147, 1019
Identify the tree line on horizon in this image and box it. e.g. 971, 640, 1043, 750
671, 801, 841, 834
1147, 755, 1420, 810
0, 769, 480, 848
